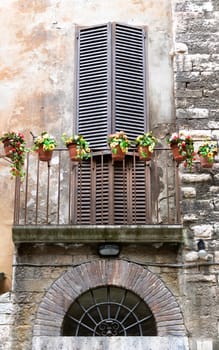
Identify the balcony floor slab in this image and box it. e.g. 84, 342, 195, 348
12, 225, 184, 244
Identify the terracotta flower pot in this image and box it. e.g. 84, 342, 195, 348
138, 146, 152, 161
38, 145, 53, 162
3, 140, 14, 158
68, 143, 80, 161
171, 144, 185, 163
111, 145, 125, 161
199, 155, 214, 168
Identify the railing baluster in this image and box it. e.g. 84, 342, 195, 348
127, 158, 132, 225
133, 152, 137, 224
122, 158, 126, 224
90, 153, 95, 225
79, 162, 82, 224
71, 161, 78, 225
57, 150, 61, 225
24, 152, 29, 225
175, 162, 181, 224
145, 160, 151, 224
166, 150, 170, 223
101, 153, 104, 225
46, 162, 50, 224
35, 158, 40, 225
68, 158, 72, 225
14, 177, 21, 225
108, 158, 114, 225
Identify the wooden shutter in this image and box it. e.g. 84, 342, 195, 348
113, 23, 147, 139
77, 24, 111, 149
74, 157, 149, 225
94, 156, 112, 224
114, 159, 149, 225
75, 156, 112, 225
77, 23, 147, 146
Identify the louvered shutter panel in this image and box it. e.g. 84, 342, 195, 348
77, 24, 111, 149
75, 157, 112, 225
74, 157, 149, 225
77, 23, 147, 147
114, 23, 146, 139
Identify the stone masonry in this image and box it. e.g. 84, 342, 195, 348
173, 0, 219, 349
0, 293, 13, 350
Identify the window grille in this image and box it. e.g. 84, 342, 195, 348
62, 286, 157, 336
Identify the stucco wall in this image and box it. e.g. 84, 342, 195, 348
0, 0, 175, 290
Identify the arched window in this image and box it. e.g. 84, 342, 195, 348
62, 286, 157, 336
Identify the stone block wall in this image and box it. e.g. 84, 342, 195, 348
0, 293, 13, 350
174, 0, 219, 130
173, 0, 219, 349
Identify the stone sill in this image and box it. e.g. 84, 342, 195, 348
32, 336, 189, 350
12, 225, 184, 244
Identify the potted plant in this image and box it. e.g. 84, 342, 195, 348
198, 140, 218, 168
108, 131, 130, 161
61, 133, 90, 161
134, 131, 158, 160
167, 131, 195, 170
0, 131, 27, 179
33, 131, 57, 162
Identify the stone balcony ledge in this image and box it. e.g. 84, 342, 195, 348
12, 225, 184, 244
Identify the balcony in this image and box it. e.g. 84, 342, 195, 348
13, 148, 183, 244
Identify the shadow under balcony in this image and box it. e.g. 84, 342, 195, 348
13, 148, 183, 244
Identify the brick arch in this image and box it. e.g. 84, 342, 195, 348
34, 260, 186, 336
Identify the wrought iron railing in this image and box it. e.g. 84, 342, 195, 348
13, 148, 181, 226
